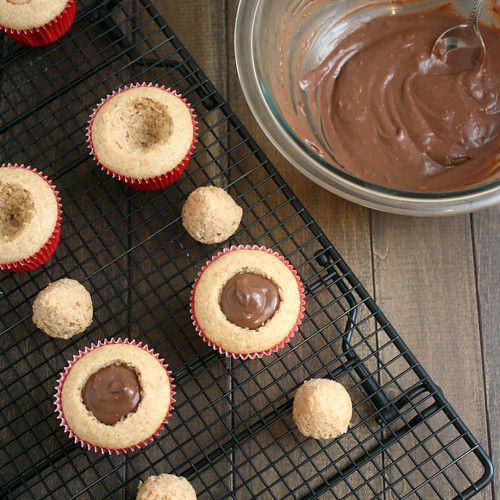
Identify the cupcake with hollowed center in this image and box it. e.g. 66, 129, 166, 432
0, 164, 61, 272
87, 84, 197, 190
0, 0, 76, 46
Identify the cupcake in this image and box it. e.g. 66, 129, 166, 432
191, 245, 305, 359
54, 339, 175, 454
0, 163, 61, 272
0, 0, 76, 46
136, 474, 196, 500
87, 83, 198, 190
32, 278, 93, 339
293, 378, 352, 440
182, 186, 243, 244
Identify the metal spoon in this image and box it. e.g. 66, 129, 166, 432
431, 0, 487, 71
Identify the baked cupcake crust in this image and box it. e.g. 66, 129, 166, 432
32, 278, 93, 339
193, 249, 302, 355
0, 0, 68, 30
90, 86, 195, 180
182, 186, 243, 244
136, 474, 197, 500
0, 166, 59, 265
60, 343, 172, 450
293, 378, 352, 440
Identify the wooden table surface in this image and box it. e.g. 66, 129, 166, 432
153, 0, 499, 498
2, 1, 497, 498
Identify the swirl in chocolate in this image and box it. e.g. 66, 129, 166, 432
82, 364, 141, 425
299, 10, 499, 191
220, 272, 280, 330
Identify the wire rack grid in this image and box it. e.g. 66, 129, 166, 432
0, 1, 493, 499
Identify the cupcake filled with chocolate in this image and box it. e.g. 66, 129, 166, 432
190, 245, 305, 359
55, 338, 174, 453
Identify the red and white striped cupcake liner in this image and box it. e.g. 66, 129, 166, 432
86, 83, 198, 191
54, 338, 176, 455
190, 245, 306, 360
0, 163, 62, 273
0, 0, 76, 46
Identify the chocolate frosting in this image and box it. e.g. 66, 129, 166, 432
82, 364, 141, 425
220, 272, 280, 329
297, 10, 500, 191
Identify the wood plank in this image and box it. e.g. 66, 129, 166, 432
0, 10, 137, 496
124, 2, 233, 498
371, 213, 491, 498
155, 0, 228, 93
224, 1, 385, 498
225, 0, 373, 286
473, 207, 500, 500
3, 0, 495, 498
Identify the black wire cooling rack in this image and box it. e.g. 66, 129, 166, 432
0, 1, 494, 498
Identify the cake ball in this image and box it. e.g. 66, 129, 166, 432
293, 378, 352, 440
182, 186, 242, 244
136, 474, 196, 500
32, 278, 93, 339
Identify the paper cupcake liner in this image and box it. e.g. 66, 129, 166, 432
86, 83, 198, 191
0, 0, 76, 47
190, 245, 306, 360
54, 338, 176, 455
0, 163, 62, 273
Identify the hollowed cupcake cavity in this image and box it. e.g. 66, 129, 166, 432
0, 180, 35, 241
117, 97, 172, 151
219, 272, 281, 330
82, 363, 142, 426
7, 0, 32, 5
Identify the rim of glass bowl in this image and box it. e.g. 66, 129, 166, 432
234, 0, 500, 205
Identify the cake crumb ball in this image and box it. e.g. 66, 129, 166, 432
32, 278, 93, 339
136, 474, 197, 500
293, 378, 352, 440
182, 186, 242, 244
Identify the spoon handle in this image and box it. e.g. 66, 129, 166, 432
469, 0, 486, 28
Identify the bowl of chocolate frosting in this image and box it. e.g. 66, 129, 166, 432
235, 0, 500, 215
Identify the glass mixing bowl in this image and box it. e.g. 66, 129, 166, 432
234, 0, 500, 216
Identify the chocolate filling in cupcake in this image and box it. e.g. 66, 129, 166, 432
57, 340, 173, 452
0, 181, 35, 241
192, 247, 304, 357
82, 363, 142, 425
117, 97, 172, 151
220, 272, 281, 330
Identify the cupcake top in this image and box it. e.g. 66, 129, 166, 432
59, 342, 172, 451
136, 474, 197, 500
192, 248, 303, 356
293, 378, 352, 440
90, 86, 195, 180
0, 0, 68, 31
182, 186, 243, 244
0, 165, 59, 266
32, 278, 93, 339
